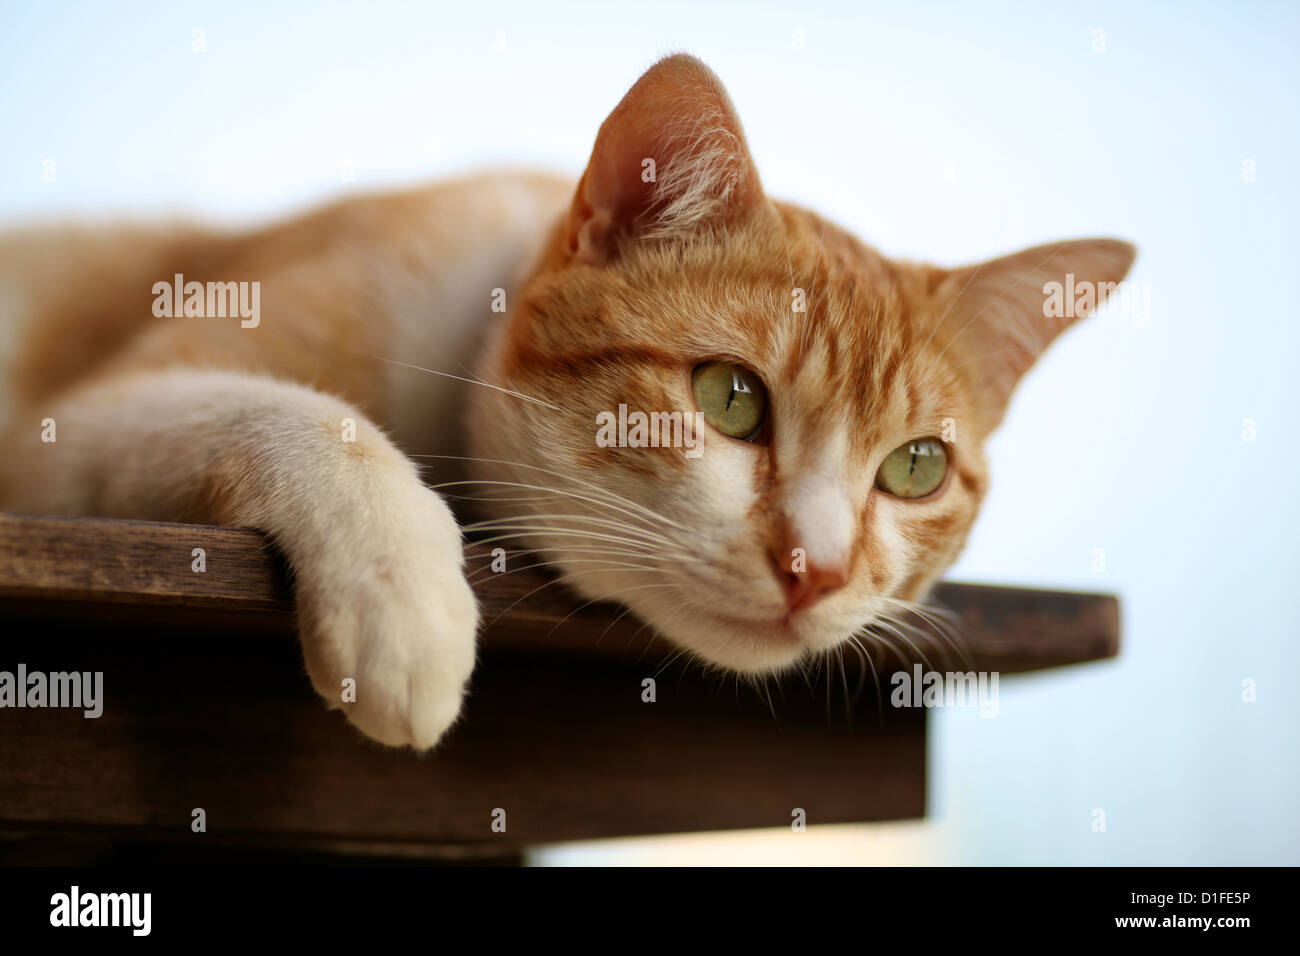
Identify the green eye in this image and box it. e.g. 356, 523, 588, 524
691, 361, 768, 440
875, 438, 948, 499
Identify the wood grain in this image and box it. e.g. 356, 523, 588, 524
0, 614, 926, 849
0, 513, 1120, 672
0, 511, 1117, 851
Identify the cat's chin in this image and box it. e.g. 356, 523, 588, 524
636, 602, 817, 674
548, 557, 874, 674
552, 565, 812, 673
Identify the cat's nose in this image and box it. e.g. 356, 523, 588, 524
767, 471, 855, 614
769, 544, 848, 614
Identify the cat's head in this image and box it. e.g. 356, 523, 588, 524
468, 54, 1134, 672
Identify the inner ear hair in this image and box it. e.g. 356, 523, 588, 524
929, 238, 1137, 429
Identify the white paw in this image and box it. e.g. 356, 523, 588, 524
291, 486, 479, 750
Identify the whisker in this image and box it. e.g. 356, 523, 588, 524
466, 556, 667, 587
847, 635, 883, 722
463, 510, 676, 547
377, 357, 562, 410
873, 596, 973, 670
871, 615, 936, 671
440, 480, 680, 545
418, 455, 693, 533
543, 582, 675, 640
467, 526, 659, 554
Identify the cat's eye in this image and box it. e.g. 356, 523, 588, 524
691, 361, 768, 440
875, 438, 948, 499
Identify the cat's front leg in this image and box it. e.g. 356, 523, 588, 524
1, 369, 478, 749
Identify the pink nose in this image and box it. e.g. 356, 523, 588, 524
769, 545, 848, 614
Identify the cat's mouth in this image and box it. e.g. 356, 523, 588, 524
642, 580, 894, 675
546, 550, 841, 672
701, 607, 803, 643
654, 600, 826, 674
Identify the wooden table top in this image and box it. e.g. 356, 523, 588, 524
0, 512, 1119, 857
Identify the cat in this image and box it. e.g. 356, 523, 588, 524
0, 54, 1134, 750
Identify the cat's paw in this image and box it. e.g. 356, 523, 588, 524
291, 486, 479, 751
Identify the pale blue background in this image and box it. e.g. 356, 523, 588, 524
3, 0, 1296, 864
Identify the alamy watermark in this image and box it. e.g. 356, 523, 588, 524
1043, 273, 1150, 325
595, 404, 706, 458
50, 886, 150, 936
152, 273, 260, 328
889, 663, 999, 718
0, 664, 103, 718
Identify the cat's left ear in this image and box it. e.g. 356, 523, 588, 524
566, 54, 765, 264
929, 238, 1137, 430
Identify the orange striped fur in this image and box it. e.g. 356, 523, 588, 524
0, 55, 1134, 746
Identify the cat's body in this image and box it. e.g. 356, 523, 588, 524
0, 55, 1134, 749
0, 172, 572, 457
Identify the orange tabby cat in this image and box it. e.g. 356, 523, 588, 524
0, 55, 1134, 749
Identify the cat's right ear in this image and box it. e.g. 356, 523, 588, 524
566, 54, 765, 264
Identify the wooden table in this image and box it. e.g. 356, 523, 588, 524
0, 513, 1119, 863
